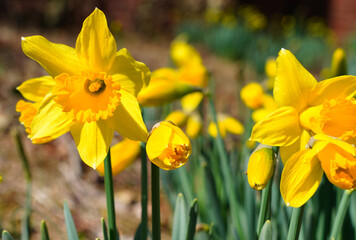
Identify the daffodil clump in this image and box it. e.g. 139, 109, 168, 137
250, 49, 356, 207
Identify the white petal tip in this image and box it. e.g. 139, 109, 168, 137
281, 48, 285, 51
286, 202, 290, 207
21, 37, 26, 41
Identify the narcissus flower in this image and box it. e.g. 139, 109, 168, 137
19, 9, 150, 168
250, 49, 356, 164
281, 135, 356, 207
146, 121, 191, 170
208, 114, 244, 138
96, 138, 141, 176
247, 145, 276, 190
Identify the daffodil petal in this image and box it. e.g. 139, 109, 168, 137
110, 48, 151, 96
280, 149, 323, 207
75, 8, 117, 72
251, 106, 302, 146
71, 120, 113, 169
280, 130, 311, 164
31, 93, 73, 142
111, 90, 148, 142
309, 75, 356, 106
274, 49, 317, 111
314, 134, 356, 156
181, 92, 204, 113
17, 76, 55, 102
21, 36, 83, 77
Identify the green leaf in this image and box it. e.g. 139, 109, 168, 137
172, 193, 188, 240
63, 201, 79, 240
186, 199, 198, 240
258, 220, 272, 240
101, 218, 108, 240
2, 231, 15, 240
41, 220, 50, 240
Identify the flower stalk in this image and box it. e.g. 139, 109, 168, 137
151, 163, 161, 240
140, 142, 148, 240
287, 205, 305, 240
330, 190, 354, 239
104, 148, 118, 240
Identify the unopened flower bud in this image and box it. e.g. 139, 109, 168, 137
247, 145, 276, 190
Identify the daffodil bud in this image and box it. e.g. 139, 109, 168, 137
96, 139, 141, 176
137, 68, 201, 107
146, 121, 191, 170
247, 145, 276, 190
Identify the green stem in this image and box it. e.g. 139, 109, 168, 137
151, 163, 161, 240
208, 94, 245, 239
13, 128, 32, 240
257, 179, 273, 237
140, 142, 148, 240
287, 205, 305, 240
330, 190, 354, 240
104, 148, 118, 240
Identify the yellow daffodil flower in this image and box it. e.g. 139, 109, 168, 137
251, 49, 356, 164
208, 114, 244, 138
281, 134, 356, 207
96, 138, 141, 176
247, 145, 276, 190
146, 121, 191, 170
19, 9, 150, 168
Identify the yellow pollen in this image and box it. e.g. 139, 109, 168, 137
161, 144, 190, 168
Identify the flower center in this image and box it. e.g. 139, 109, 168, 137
160, 143, 191, 168
87, 78, 106, 94
53, 72, 121, 123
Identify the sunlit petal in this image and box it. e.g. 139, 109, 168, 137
251, 106, 302, 146
110, 48, 151, 96
21, 36, 83, 77
17, 76, 55, 102
280, 149, 323, 207
309, 76, 356, 106
111, 90, 148, 142
274, 49, 317, 111
76, 8, 117, 72
31, 93, 73, 142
